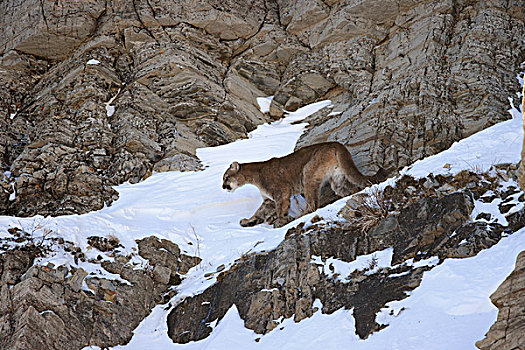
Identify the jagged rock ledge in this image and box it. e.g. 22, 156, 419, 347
167, 165, 525, 344
477, 250, 525, 350
0, 234, 200, 349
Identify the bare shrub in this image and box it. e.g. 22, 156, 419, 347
17, 217, 55, 246
367, 255, 379, 271
339, 188, 392, 232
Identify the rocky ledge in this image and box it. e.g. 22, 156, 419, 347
0, 234, 200, 349
477, 250, 525, 350
167, 164, 525, 344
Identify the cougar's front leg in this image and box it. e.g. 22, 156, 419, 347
240, 199, 274, 227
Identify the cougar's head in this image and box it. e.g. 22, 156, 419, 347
222, 161, 242, 192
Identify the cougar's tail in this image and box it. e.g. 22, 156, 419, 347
334, 144, 371, 189
335, 143, 393, 189
370, 167, 393, 184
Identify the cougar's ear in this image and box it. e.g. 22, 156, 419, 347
230, 161, 240, 172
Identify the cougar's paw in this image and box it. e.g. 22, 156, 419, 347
274, 216, 291, 228
240, 218, 256, 227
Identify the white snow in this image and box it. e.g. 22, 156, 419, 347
33, 243, 132, 286
2, 73, 524, 350
102, 299, 360, 350
471, 196, 508, 226
311, 247, 393, 282
403, 94, 522, 178
87, 59, 101, 65
102, 78, 524, 349
97, 228, 524, 350
9, 112, 17, 120
404, 256, 440, 269
0, 99, 333, 306
371, 229, 524, 350
256, 96, 273, 113
105, 88, 120, 117
106, 105, 115, 117
8, 183, 16, 201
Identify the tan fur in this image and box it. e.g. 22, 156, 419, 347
519, 76, 525, 191
222, 142, 388, 227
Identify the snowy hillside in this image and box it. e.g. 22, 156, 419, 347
1, 82, 524, 349
107, 81, 524, 350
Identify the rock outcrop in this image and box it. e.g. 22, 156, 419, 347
0, 0, 274, 216
0, 233, 200, 349
167, 165, 525, 343
518, 79, 525, 191
292, 1, 525, 175
476, 250, 525, 350
0, 0, 524, 216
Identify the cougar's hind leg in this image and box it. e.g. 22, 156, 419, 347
329, 172, 358, 198
303, 162, 326, 214
304, 176, 324, 214
274, 191, 292, 227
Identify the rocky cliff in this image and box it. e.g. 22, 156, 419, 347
0, 0, 524, 349
293, 0, 525, 174
0, 234, 200, 349
0, 0, 524, 216
477, 250, 525, 350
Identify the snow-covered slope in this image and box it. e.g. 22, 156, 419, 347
118, 229, 524, 350
112, 85, 524, 349
0, 101, 332, 291
1, 79, 524, 349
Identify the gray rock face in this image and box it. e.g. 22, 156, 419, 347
291, 0, 525, 174
0, 234, 200, 349
1, 0, 523, 216
167, 167, 525, 343
476, 250, 525, 350
0, 0, 106, 60
0, 0, 273, 216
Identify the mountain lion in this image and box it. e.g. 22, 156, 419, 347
222, 142, 389, 227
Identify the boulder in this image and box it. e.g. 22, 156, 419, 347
476, 250, 525, 350
0, 236, 200, 349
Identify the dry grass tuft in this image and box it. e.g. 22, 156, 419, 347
339, 188, 392, 232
